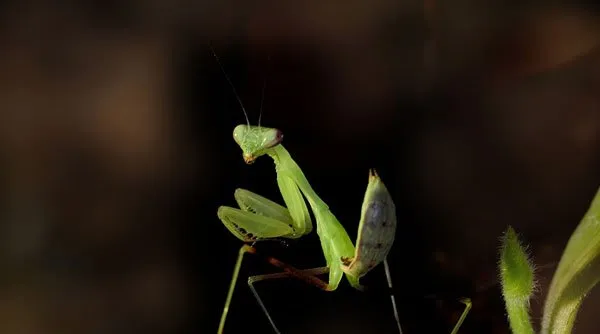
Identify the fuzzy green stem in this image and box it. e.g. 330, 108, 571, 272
499, 226, 536, 334
505, 300, 535, 334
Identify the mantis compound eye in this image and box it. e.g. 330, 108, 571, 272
262, 129, 284, 149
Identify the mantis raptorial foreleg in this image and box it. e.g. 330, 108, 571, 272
218, 188, 304, 243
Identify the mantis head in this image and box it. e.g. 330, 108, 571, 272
233, 124, 283, 164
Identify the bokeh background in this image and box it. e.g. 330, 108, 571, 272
0, 1, 598, 333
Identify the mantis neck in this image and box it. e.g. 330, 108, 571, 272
268, 145, 329, 212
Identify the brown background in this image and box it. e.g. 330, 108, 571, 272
0, 1, 598, 333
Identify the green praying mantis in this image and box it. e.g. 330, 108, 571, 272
212, 48, 471, 334
217, 121, 402, 333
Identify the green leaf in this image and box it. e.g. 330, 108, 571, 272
542, 187, 600, 334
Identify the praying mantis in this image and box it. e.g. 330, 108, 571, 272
212, 48, 471, 334
216, 122, 401, 334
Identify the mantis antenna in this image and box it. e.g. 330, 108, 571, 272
209, 44, 251, 127
257, 55, 271, 128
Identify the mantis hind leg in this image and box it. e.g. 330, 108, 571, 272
218, 245, 334, 334
246, 257, 404, 334
248, 267, 330, 334
383, 258, 403, 334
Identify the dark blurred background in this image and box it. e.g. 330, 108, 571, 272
0, 1, 598, 333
